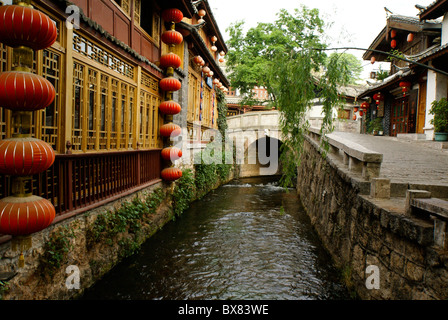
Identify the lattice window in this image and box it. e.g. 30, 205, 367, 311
73, 32, 135, 79
141, 72, 159, 93
128, 86, 135, 149
99, 74, 109, 150
188, 70, 200, 123
113, 0, 130, 15
110, 79, 119, 149
139, 89, 161, 149
86, 69, 98, 151
41, 49, 61, 151
120, 83, 128, 149
72, 63, 84, 151
134, 0, 141, 25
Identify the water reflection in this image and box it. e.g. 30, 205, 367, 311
82, 177, 349, 300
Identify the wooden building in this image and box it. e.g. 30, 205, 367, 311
359, 14, 441, 137
0, 0, 229, 243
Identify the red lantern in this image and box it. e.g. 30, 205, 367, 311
159, 100, 181, 115
371, 56, 376, 64
407, 33, 414, 42
391, 29, 396, 38
399, 81, 411, 96
160, 123, 182, 138
193, 55, 203, 65
361, 102, 369, 109
353, 115, 357, 121
0, 138, 55, 176
160, 77, 182, 92
0, 195, 55, 236
161, 30, 183, 46
373, 93, 384, 105
359, 110, 364, 117
161, 8, 184, 24
354, 107, 359, 113
0, 71, 55, 111
219, 58, 224, 63
0, 5, 58, 51
161, 147, 183, 161
160, 53, 182, 69
391, 39, 397, 49
161, 167, 183, 182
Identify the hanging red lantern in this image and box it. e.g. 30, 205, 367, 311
161, 30, 183, 46
407, 33, 414, 42
371, 56, 376, 64
354, 107, 359, 113
160, 53, 182, 69
399, 81, 411, 96
193, 55, 203, 65
391, 39, 397, 49
219, 58, 224, 63
0, 5, 58, 51
0, 195, 55, 236
161, 147, 183, 161
0, 138, 55, 176
373, 93, 384, 105
359, 110, 364, 117
161, 8, 184, 24
161, 167, 183, 182
0, 71, 55, 111
202, 66, 210, 74
353, 115, 357, 121
160, 123, 182, 138
361, 102, 369, 109
391, 29, 396, 38
159, 100, 181, 115
160, 77, 182, 92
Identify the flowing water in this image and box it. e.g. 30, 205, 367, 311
82, 177, 350, 300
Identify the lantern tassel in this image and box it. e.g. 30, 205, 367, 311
11, 236, 32, 268
18, 252, 25, 269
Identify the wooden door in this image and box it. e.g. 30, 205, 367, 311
390, 97, 409, 136
417, 82, 427, 134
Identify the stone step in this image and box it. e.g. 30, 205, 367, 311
411, 197, 448, 221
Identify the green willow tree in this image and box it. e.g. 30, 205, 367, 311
226, 6, 352, 187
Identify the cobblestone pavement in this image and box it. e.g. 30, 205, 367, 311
329, 132, 448, 186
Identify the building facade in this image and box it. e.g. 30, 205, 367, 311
359, 13, 442, 138
0, 0, 229, 243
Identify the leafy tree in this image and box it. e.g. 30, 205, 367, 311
226, 6, 351, 187
327, 52, 362, 84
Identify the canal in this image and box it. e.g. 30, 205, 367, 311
81, 177, 350, 300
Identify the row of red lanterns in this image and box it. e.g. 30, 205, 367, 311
0, 1, 58, 267
159, 8, 184, 182
192, 54, 228, 93
390, 29, 414, 49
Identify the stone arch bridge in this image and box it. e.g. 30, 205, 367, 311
226, 111, 284, 178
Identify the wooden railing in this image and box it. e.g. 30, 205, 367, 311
0, 149, 162, 221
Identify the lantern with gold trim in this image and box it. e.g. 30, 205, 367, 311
158, 8, 185, 182
0, 0, 58, 268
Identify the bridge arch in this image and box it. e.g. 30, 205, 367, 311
227, 111, 285, 177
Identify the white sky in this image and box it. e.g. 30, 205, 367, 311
209, 0, 437, 81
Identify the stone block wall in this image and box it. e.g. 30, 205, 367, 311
297, 137, 448, 300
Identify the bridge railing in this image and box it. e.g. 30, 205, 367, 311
308, 127, 383, 181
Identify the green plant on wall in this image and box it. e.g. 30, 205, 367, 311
86, 188, 166, 249
429, 98, 448, 133
38, 225, 76, 277
172, 169, 196, 217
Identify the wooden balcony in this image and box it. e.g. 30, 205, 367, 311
0, 149, 162, 244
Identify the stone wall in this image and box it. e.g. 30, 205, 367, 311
297, 136, 448, 300
0, 182, 172, 300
